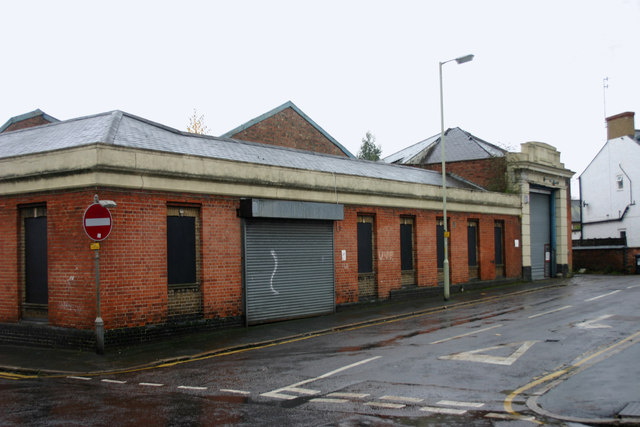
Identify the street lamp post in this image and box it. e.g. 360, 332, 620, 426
439, 54, 474, 301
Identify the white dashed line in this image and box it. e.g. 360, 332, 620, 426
220, 389, 251, 395
326, 392, 370, 399
437, 399, 484, 408
261, 356, 381, 400
286, 387, 321, 395
485, 412, 536, 421
585, 290, 621, 302
139, 382, 164, 387
178, 385, 207, 391
528, 305, 572, 319
310, 398, 348, 404
420, 406, 467, 415
67, 376, 91, 381
429, 324, 502, 344
365, 401, 406, 409
101, 379, 126, 384
380, 395, 424, 403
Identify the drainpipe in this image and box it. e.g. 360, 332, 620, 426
578, 176, 584, 241
619, 163, 634, 207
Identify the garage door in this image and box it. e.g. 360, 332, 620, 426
530, 191, 551, 280
244, 219, 335, 325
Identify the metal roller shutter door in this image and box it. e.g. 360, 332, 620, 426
530, 192, 551, 280
244, 219, 335, 325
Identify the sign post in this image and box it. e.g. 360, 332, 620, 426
83, 195, 115, 354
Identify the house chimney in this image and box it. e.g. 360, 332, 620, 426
606, 111, 635, 140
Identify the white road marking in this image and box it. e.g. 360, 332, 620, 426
139, 382, 164, 387
380, 395, 424, 403
261, 356, 381, 399
528, 305, 572, 319
220, 389, 251, 395
310, 398, 348, 404
364, 401, 406, 409
178, 385, 207, 391
437, 400, 484, 408
101, 379, 126, 384
286, 387, 320, 395
576, 314, 613, 329
262, 392, 298, 400
67, 376, 91, 381
439, 341, 538, 366
485, 412, 536, 421
585, 290, 621, 302
429, 324, 502, 344
420, 406, 467, 415
627, 284, 640, 289
327, 392, 370, 399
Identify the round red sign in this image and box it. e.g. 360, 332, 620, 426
83, 203, 113, 241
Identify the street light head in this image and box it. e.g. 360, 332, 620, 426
99, 200, 117, 208
455, 54, 474, 64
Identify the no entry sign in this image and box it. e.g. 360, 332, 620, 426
83, 203, 113, 241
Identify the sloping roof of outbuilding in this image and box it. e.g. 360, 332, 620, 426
384, 127, 506, 165
0, 109, 60, 133
0, 110, 478, 190
221, 100, 355, 158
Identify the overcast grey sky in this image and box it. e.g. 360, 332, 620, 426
2, 1, 639, 196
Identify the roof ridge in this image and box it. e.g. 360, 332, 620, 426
103, 111, 124, 143
459, 127, 507, 156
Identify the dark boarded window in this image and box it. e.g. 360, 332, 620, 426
494, 221, 504, 266
436, 219, 444, 268
357, 220, 373, 274
468, 221, 478, 267
400, 222, 413, 271
167, 216, 196, 284
25, 216, 48, 305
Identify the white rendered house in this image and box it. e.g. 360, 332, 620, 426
580, 112, 640, 245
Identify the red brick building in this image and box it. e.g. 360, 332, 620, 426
385, 127, 574, 280
0, 110, 535, 349
222, 101, 354, 158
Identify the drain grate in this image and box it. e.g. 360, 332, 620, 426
619, 402, 640, 418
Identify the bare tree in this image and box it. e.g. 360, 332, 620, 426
187, 109, 210, 135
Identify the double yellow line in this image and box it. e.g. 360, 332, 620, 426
504, 329, 640, 421
0, 372, 37, 380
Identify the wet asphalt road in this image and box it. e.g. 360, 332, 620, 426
1, 275, 639, 426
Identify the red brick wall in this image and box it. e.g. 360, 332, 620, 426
230, 107, 348, 157
573, 246, 640, 274
0, 189, 243, 330
2, 116, 55, 133
421, 157, 507, 191
0, 197, 19, 322
334, 205, 522, 304
1, 188, 521, 331
573, 248, 626, 272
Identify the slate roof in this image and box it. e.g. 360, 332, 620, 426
384, 127, 506, 165
221, 101, 355, 158
0, 110, 477, 189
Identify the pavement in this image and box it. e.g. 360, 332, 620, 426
1, 277, 638, 425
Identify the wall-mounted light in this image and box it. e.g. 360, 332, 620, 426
94, 194, 117, 208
